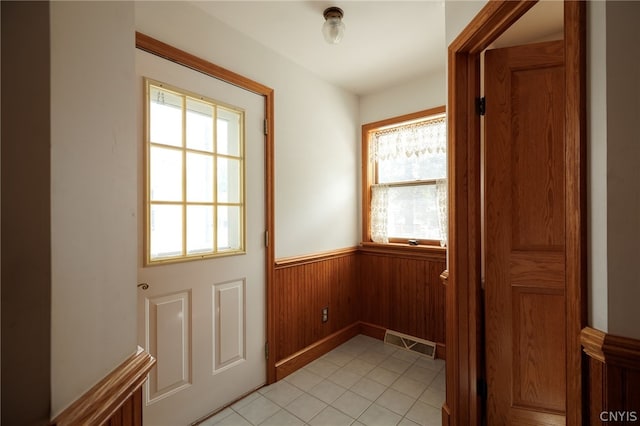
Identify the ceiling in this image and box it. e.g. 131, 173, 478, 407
192, 1, 563, 97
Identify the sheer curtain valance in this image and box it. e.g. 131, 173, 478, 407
368, 114, 448, 247
369, 116, 446, 162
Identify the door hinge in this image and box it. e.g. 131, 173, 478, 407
264, 230, 269, 248
477, 377, 488, 399
265, 341, 269, 360
264, 118, 269, 135
477, 97, 486, 116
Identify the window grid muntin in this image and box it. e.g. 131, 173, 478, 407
145, 79, 245, 265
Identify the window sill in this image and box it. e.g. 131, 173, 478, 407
359, 241, 446, 261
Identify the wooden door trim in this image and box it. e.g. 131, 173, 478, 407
135, 32, 277, 384
446, 2, 586, 425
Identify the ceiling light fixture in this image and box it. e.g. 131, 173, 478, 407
322, 7, 345, 44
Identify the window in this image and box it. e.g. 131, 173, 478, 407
145, 79, 245, 264
362, 107, 447, 247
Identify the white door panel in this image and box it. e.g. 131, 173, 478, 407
146, 291, 191, 403
213, 279, 245, 371
137, 50, 266, 426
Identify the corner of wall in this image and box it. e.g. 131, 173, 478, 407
587, 0, 608, 333
50, 1, 138, 416
604, 0, 640, 340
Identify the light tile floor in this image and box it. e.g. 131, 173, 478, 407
199, 334, 445, 426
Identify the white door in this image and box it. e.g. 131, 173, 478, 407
136, 50, 266, 426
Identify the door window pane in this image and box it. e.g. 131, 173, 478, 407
150, 86, 183, 147
150, 204, 183, 259
186, 98, 214, 152
217, 108, 241, 156
218, 206, 241, 251
187, 205, 214, 254
186, 152, 214, 202
217, 158, 242, 203
150, 146, 182, 202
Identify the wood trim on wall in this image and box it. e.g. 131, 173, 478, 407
134, 32, 278, 384
51, 348, 155, 426
136, 32, 273, 96
275, 322, 360, 380
581, 327, 640, 370
359, 242, 446, 262
359, 321, 388, 341
446, 1, 586, 424
275, 247, 358, 269
278, 319, 448, 384
564, 3, 589, 423
581, 327, 640, 425
273, 248, 360, 365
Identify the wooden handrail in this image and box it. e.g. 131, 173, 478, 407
51, 347, 155, 426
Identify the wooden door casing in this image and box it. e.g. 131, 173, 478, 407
484, 40, 567, 424
446, 2, 587, 425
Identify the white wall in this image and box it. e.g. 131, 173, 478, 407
359, 70, 446, 125
587, 0, 609, 333
50, 2, 138, 416
587, 0, 640, 339
445, 1, 488, 46
603, 1, 640, 340
135, 2, 360, 259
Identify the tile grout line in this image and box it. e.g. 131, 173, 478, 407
205, 335, 445, 426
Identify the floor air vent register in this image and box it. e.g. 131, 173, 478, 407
383, 330, 436, 359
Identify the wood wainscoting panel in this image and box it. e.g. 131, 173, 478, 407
273, 248, 360, 364
275, 322, 360, 380
359, 247, 446, 348
272, 246, 446, 379
581, 327, 640, 425
105, 388, 142, 426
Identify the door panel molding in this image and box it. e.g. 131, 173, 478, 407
135, 32, 277, 384
213, 279, 246, 372
484, 39, 568, 423
511, 287, 566, 413
145, 291, 192, 403
446, 2, 586, 425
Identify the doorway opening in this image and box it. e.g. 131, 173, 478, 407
445, 2, 586, 424
135, 32, 276, 424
